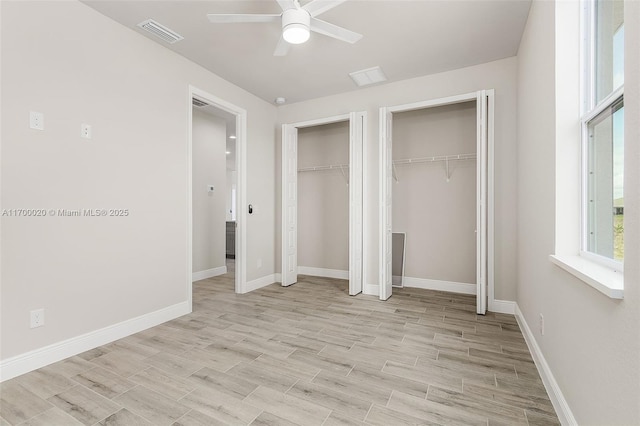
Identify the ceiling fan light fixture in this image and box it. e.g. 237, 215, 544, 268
282, 7, 311, 44
283, 23, 310, 44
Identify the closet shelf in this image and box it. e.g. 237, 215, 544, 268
392, 153, 476, 182
298, 164, 349, 172
298, 164, 349, 184
393, 153, 476, 165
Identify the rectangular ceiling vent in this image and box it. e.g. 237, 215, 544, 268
137, 19, 184, 44
349, 66, 387, 87
192, 98, 209, 107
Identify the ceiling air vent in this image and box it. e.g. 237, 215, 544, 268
349, 66, 387, 87
137, 19, 184, 44
192, 98, 209, 107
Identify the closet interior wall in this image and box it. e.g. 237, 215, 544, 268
297, 121, 350, 275
392, 102, 477, 286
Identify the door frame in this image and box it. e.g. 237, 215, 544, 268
379, 90, 494, 313
281, 112, 366, 295
187, 85, 248, 307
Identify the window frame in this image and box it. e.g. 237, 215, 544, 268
579, 0, 624, 272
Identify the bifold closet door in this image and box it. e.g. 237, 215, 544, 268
349, 112, 364, 295
282, 124, 298, 287
476, 90, 488, 314
380, 108, 393, 301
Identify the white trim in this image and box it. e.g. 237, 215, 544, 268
192, 266, 227, 281
403, 277, 476, 295
243, 274, 276, 293
274, 273, 282, 283
362, 112, 369, 294
188, 86, 247, 298
289, 114, 351, 129
385, 91, 479, 114
0, 301, 189, 382
487, 89, 495, 312
549, 254, 623, 299
299, 266, 349, 280
488, 299, 516, 315
514, 304, 578, 426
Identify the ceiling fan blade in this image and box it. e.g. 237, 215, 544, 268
310, 18, 362, 44
303, 0, 347, 17
275, 0, 297, 11
207, 14, 280, 24
273, 35, 291, 56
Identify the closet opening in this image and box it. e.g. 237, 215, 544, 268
281, 113, 366, 296
188, 86, 247, 305
380, 91, 494, 314
298, 121, 350, 289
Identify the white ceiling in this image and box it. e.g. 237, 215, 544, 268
82, 0, 531, 105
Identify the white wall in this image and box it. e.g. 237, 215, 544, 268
0, 1, 276, 366
297, 122, 350, 272
516, 0, 640, 423
192, 109, 226, 273
276, 57, 518, 301
392, 103, 477, 284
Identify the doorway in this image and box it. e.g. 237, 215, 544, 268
188, 86, 247, 307
281, 112, 366, 295
379, 91, 494, 314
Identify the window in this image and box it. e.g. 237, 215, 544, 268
582, 0, 624, 268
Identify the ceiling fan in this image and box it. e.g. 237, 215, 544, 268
207, 0, 363, 56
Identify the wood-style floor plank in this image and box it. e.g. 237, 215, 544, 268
0, 269, 559, 425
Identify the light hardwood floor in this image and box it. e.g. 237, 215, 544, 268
0, 271, 559, 425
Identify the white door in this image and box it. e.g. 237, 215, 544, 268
349, 112, 364, 295
281, 124, 298, 286
379, 108, 393, 300
476, 91, 488, 314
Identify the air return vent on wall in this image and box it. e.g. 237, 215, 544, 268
192, 98, 209, 107
137, 19, 184, 44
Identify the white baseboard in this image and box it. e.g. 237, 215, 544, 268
0, 301, 190, 382
298, 266, 349, 280
403, 277, 476, 295
489, 298, 516, 314
514, 304, 577, 426
242, 274, 276, 293
363, 283, 379, 296
192, 266, 227, 282
274, 273, 282, 283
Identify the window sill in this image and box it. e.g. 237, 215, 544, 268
549, 255, 623, 299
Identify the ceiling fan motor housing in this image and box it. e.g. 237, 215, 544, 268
282, 8, 311, 44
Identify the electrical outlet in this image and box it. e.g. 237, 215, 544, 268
257, 258, 262, 268
81, 123, 92, 139
30, 309, 45, 328
539, 313, 544, 336
30, 111, 44, 130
